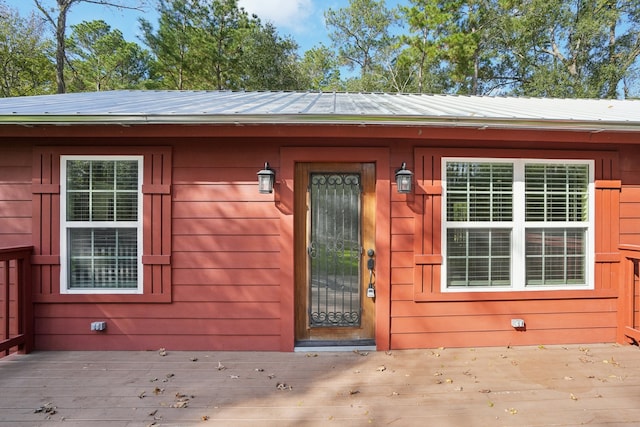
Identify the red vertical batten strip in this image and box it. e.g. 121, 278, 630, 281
154, 153, 164, 294
32, 152, 43, 295
41, 152, 53, 296
3, 260, 9, 356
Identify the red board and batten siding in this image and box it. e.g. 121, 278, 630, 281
0, 145, 32, 248
1, 125, 639, 351
29, 140, 285, 351
388, 146, 624, 349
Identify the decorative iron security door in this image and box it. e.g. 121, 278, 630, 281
294, 162, 375, 344
308, 172, 362, 327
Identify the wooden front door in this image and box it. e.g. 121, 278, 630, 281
295, 163, 376, 345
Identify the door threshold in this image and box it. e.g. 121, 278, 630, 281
294, 339, 376, 352
295, 345, 376, 352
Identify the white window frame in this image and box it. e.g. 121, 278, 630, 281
60, 155, 144, 294
441, 157, 595, 292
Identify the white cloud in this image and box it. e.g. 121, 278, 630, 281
238, 0, 314, 31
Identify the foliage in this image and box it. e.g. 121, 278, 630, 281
324, 0, 398, 90
140, 0, 301, 90
3, 0, 639, 98
239, 21, 302, 90
0, 3, 55, 96
33, 0, 148, 93
66, 20, 152, 91
298, 44, 343, 91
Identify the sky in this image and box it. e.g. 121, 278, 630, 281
8, 0, 405, 55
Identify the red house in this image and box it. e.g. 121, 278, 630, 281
1, 91, 639, 352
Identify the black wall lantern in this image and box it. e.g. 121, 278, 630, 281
395, 162, 413, 194
257, 162, 276, 194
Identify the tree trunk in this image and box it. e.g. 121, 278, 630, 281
606, 22, 617, 98
55, 1, 70, 94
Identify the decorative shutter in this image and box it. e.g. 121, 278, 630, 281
32, 149, 61, 298
413, 149, 443, 301
594, 152, 621, 290
142, 148, 172, 301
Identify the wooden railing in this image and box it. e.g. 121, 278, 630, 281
0, 246, 33, 357
618, 244, 640, 345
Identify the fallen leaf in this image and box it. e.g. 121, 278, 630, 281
570, 393, 578, 401
34, 402, 57, 414
153, 387, 164, 395
255, 368, 264, 372
217, 362, 226, 370
230, 375, 240, 379
159, 348, 167, 356
171, 400, 189, 409
445, 378, 453, 384
276, 382, 292, 390
138, 391, 146, 399
349, 390, 360, 395
190, 357, 198, 362
201, 415, 209, 421
479, 389, 491, 393
506, 408, 518, 415
306, 353, 318, 357
564, 376, 574, 381
353, 349, 369, 356
376, 365, 387, 372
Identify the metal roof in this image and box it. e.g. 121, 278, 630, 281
1, 90, 640, 131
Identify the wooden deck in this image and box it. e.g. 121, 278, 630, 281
1, 344, 639, 426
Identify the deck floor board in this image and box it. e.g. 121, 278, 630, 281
1, 344, 639, 426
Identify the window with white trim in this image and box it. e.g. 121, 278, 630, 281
442, 158, 594, 291
60, 156, 143, 294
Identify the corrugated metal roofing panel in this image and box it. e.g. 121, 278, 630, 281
1, 90, 639, 130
